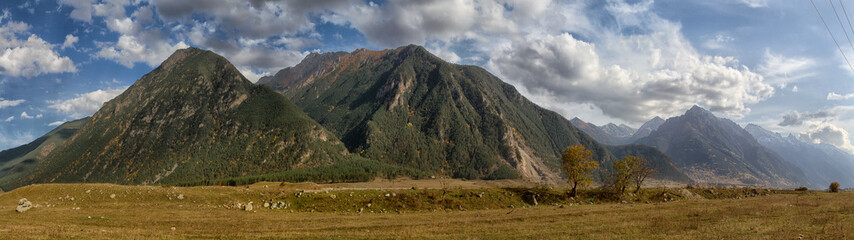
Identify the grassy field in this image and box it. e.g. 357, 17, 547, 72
0, 179, 851, 239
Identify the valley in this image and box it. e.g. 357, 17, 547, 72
1, 181, 851, 239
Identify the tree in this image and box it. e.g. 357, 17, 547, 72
611, 155, 637, 195
830, 182, 840, 193
561, 145, 599, 197
632, 157, 655, 193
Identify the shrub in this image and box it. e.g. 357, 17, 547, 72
794, 187, 808, 191
830, 182, 840, 193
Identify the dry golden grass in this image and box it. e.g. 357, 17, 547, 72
0, 181, 851, 239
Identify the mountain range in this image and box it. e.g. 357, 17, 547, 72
259, 45, 620, 182
636, 106, 809, 187
2, 45, 850, 190
745, 124, 854, 188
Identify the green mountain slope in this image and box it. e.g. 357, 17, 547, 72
2, 48, 349, 190
259, 45, 618, 183
605, 144, 693, 183
0, 118, 88, 190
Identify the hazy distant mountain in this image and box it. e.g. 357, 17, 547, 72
0, 118, 88, 190
745, 124, 854, 188
1, 48, 350, 190
260, 45, 619, 183
570, 118, 623, 145
637, 106, 810, 188
601, 123, 636, 139
629, 116, 665, 142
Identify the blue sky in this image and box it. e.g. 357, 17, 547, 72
1, 0, 854, 153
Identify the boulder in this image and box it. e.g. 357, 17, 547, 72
16, 198, 32, 213
244, 202, 254, 211
177, 194, 184, 200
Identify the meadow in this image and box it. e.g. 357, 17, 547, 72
0, 179, 851, 239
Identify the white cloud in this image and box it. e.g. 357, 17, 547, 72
828, 92, 854, 100
0, 98, 25, 108
792, 85, 799, 92
19, 111, 41, 119
0, 130, 35, 150
703, 34, 734, 50
4, 116, 12, 122
800, 123, 854, 154
757, 49, 815, 87
97, 34, 189, 68
48, 87, 127, 118
61, 34, 78, 50
488, 29, 773, 122
0, 21, 77, 77
739, 0, 769, 8
59, 0, 98, 23
48, 120, 67, 126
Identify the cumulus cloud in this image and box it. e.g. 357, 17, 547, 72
488, 29, 772, 122
59, 0, 98, 23
779, 110, 835, 126
61, 34, 78, 50
0, 129, 35, 150
97, 34, 189, 68
0, 21, 77, 77
19, 111, 41, 119
800, 123, 854, 154
0, 98, 25, 108
4, 116, 12, 122
48, 87, 127, 118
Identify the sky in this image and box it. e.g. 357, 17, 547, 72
2, 0, 854, 153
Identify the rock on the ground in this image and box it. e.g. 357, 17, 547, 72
16, 198, 32, 213
110, 194, 116, 199
244, 202, 253, 211
177, 194, 184, 200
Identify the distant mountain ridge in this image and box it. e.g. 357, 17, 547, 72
637, 106, 810, 187
745, 124, 854, 188
0, 118, 88, 190
260, 45, 621, 183
570, 118, 625, 145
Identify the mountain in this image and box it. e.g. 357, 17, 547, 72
745, 124, 854, 188
570, 118, 622, 145
636, 106, 810, 188
628, 116, 665, 142
0, 118, 88, 190
0, 48, 350, 190
605, 144, 693, 184
600, 123, 635, 139
259, 45, 618, 183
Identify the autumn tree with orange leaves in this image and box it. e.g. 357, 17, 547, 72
561, 145, 600, 197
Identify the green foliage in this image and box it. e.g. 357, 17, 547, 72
174, 158, 428, 186
485, 164, 521, 180
611, 155, 638, 195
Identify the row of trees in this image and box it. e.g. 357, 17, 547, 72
561, 145, 655, 197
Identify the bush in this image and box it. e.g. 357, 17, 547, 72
830, 182, 840, 193
794, 187, 808, 191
